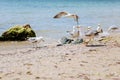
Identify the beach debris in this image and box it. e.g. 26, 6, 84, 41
35, 76, 40, 79
26, 71, 32, 75
0, 24, 36, 41
53, 11, 79, 25
56, 44, 63, 46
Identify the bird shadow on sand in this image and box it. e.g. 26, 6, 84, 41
86, 44, 106, 47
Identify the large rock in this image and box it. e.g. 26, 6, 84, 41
0, 24, 36, 41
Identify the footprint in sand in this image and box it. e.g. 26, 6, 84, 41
24, 63, 33, 66
26, 71, 32, 75
116, 62, 120, 64
112, 78, 120, 80
35, 76, 40, 79
13, 78, 20, 80
24, 63, 33, 69
17, 72, 22, 75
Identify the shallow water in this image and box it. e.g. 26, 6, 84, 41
0, 41, 30, 51
0, 37, 58, 51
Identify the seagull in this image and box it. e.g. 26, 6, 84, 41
28, 36, 44, 48
66, 26, 80, 39
97, 24, 103, 33
53, 11, 79, 25
108, 25, 119, 32
85, 26, 92, 33
84, 24, 103, 45
67, 26, 76, 33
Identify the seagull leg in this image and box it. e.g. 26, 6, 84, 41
35, 42, 38, 49
37, 42, 41, 49
89, 37, 92, 44
32, 43, 34, 48
89, 36, 94, 45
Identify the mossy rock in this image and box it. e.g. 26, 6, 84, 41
0, 24, 36, 41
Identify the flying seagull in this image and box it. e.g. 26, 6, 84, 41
53, 11, 79, 25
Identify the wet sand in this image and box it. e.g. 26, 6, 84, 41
0, 33, 120, 80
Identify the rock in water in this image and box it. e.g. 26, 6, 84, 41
0, 24, 36, 41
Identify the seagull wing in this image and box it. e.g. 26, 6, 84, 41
74, 15, 79, 24
108, 26, 118, 31
53, 12, 68, 18
65, 14, 79, 24
85, 30, 95, 36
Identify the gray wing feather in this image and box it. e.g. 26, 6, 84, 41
53, 12, 68, 18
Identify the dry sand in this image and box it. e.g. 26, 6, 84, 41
0, 33, 120, 80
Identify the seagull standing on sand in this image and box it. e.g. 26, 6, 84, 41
97, 24, 103, 33
85, 26, 92, 33
67, 26, 76, 34
66, 26, 80, 39
28, 36, 44, 48
108, 25, 119, 32
53, 11, 79, 25
84, 24, 103, 45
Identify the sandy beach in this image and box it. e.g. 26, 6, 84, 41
0, 32, 120, 80
0, 0, 120, 80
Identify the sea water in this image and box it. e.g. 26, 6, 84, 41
0, 0, 120, 39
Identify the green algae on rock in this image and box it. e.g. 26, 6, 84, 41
0, 24, 36, 41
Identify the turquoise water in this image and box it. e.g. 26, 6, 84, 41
0, 0, 120, 39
